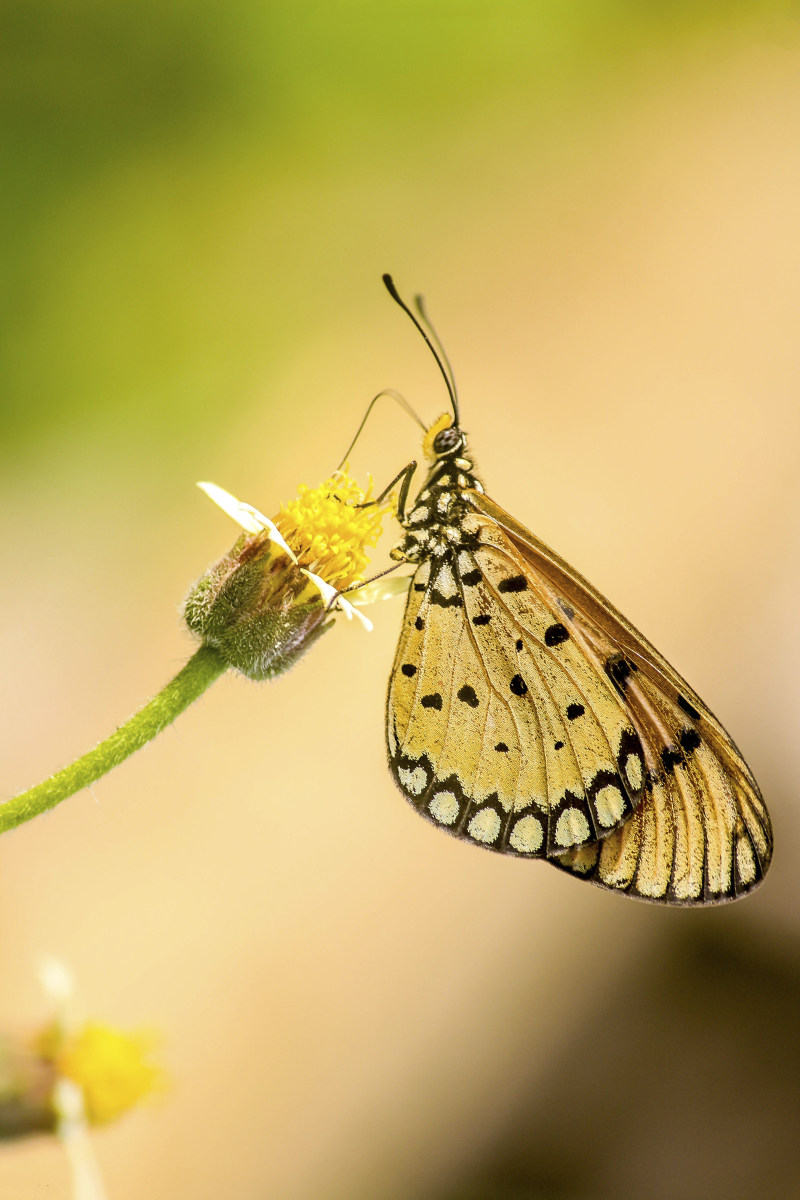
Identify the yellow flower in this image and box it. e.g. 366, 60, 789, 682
54, 1022, 162, 1126
274, 470, 388, 593
184, 466, 397, 680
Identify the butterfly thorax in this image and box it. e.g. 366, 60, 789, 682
394, 450, 485, 565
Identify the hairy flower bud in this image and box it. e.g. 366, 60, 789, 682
184, 530, 331, 680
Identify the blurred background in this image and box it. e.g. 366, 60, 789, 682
2, 2, 800, 1197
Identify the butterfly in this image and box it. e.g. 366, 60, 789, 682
381, 275, 772, 904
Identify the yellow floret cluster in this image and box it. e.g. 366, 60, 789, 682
274, 469, 393, 590
55, 1022, 163, 1125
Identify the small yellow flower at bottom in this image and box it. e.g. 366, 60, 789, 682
54, 1023, 163, 1127
184, 467, 395, 681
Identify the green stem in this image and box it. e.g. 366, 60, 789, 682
1, 645, 227, 835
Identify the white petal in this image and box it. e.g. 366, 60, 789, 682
52, 1078, 86, 1126
301, 570, 373, 631
197, 482, 297, 561
197, 481, 262, 532
38, 955, 75, 1005
53, 1079, 109, 1200
302, 569, 337, 607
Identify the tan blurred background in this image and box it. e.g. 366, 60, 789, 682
2, 3, 800, 1198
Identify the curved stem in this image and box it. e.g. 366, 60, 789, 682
1, 645, 227, 835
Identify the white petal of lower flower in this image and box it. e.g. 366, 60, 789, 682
53, 1079, 108, 1200
38, 955, 75, 1006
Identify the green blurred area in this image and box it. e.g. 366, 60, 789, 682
1, 0, 795, 466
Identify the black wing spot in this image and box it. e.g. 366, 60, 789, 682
510, 674, 528, 696
461, 569, 482, 586
430, 590, 463, 608
413, 582, 426, 592
495, 742, 509, 753
554, 740, 564, 750
544, 622, 569, 647
677, 694, 702, 721
515, 638, 523, 651
679, 727, 702, 754
498, 575, 528, 593
421, 692, 443, 711
566, 703, 585, 721
414, 616, 424, 631
457, 684, 480, 708
472, 614, 491, 626
605, 655, 632, 693
661, 746, 684, 773
401, 663, 417, 677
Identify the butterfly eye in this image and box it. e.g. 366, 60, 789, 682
432, 427, 464, 456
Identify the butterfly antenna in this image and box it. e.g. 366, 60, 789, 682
382, 274, 461, 427
413, 291, 460, 419
336, 389, 426, 471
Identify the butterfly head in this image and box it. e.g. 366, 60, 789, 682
422, 413, 467, 463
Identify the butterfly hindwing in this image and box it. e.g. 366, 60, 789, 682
553, 654, 770, 902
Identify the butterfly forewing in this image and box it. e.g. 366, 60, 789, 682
387, 480, 648, 860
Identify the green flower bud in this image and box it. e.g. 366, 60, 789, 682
184, 531, 331, 681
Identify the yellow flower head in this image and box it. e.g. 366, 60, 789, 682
274, 470, 390, 594
185, 466, 396, 680
54, 1022, 163, 1126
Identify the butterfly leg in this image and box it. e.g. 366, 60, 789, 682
356, 460, 418, 523
338, 558, 412, 599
